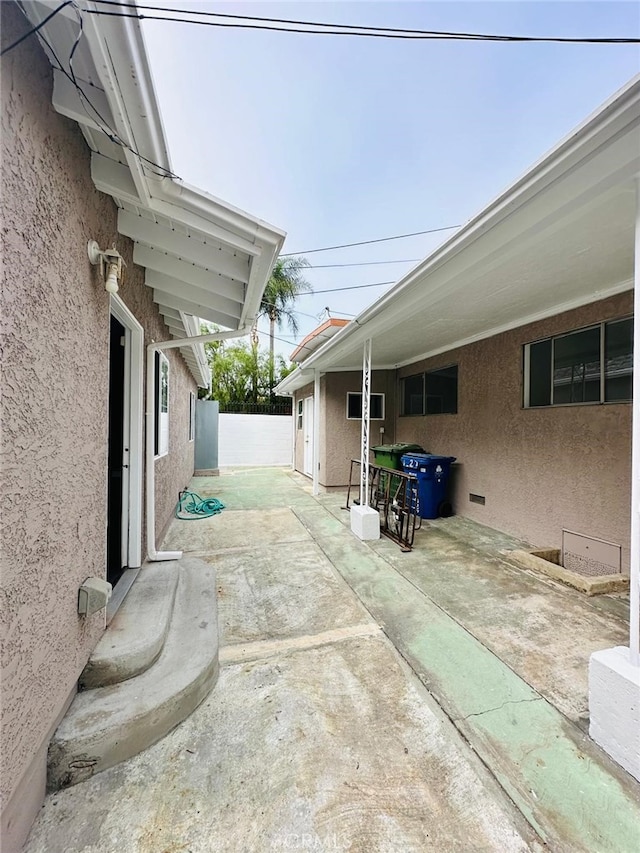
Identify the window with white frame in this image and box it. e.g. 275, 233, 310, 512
523, 317, 632, 407
401, 365, 458, 415
346, 392, 385, 420
297, 399, 303, 429
189, 391, 196, 442
154, 352, 169, 457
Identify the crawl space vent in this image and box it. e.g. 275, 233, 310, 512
562, 530, 621, 576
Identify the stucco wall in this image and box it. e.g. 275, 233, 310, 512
293, 373, 396, 487
321, 371, 397, 487
395, 291, 633, 568
0, 5, 196, 846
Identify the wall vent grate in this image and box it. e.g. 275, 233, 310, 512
562, 529, 621, 576
469, 493, 485, 505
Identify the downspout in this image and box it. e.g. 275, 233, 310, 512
146, 326, 251, 562
312, 370, 321, 496
630, 176, 640, 666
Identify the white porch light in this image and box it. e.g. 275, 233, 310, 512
88, 240, 125, 294
588, 177, 640, 782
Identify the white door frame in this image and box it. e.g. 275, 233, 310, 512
110, 295, 143, 569
303, 395, 314, 477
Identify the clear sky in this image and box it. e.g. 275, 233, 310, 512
141, 1, 640, 359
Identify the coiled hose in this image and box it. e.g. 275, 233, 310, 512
176, 490, 225, 520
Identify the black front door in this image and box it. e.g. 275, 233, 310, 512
107, 315, 126, 586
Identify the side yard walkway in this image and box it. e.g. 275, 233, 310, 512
24, 468, 639, 853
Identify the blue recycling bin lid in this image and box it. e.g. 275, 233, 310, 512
401, 453, 456, 471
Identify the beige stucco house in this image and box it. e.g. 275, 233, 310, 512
1, 2, 285, 848
279, 76, 639, 573
277, 74, 640, 784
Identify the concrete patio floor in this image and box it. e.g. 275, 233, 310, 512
25, 467, 639, 852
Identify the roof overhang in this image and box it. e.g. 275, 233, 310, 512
277, 75, 640, 395
20, 0, 286, 387
290, 318, 350, 363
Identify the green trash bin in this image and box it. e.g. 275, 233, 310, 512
371, 443, 425, 470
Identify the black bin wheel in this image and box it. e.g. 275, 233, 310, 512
438, 500, 453, 518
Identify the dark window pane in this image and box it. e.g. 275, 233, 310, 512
528, 339, 551, 407
553, 327, 600, 404
605, 318, 633, 402
347, 393, 384, 419
402, 374, 424, 415
370, 394, 384, 419
426, 365, 458, 414
347, 393, 362, 419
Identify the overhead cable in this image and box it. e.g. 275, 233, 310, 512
1, 1, 72, 56
282, 226, 460, 256
305, 259, 421, 269
88, 2, 640, 44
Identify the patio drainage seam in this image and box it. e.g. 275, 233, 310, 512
455, 696, 544, 723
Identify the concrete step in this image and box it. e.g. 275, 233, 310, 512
47, 557, 218, 791
80, 562, 179, 689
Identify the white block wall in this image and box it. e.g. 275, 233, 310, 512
218, 414, 293, 467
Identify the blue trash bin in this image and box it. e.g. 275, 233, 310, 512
400, 453, 456, 519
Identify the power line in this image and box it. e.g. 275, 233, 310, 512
4, 2, 181, 179
88, 2, 640, 44
282, 226, 460, 256
311, 281, 394, 295
306, 259, 421, 269
1, 1, 72, 57
53, 7, 179, 179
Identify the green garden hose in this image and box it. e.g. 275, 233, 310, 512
176, 490, 225, 520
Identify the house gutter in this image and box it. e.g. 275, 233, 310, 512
146, 326, 251, 562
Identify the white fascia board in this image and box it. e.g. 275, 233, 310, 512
274, 368, 316, 396
75, 2, 171, 206
158, 179, 286, 253
181, 313, 210, 388
291, 76, 640, 376
156, 181, 285, 329
117, 209, 251, 284
52, 69, 116, 135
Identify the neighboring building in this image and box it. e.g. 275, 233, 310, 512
277, 74, 640, 783
1, 2, 284, 848
278, 76, 639, 574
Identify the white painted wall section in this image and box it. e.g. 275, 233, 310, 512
218, 414, 293, 467
589, 647, 640, 781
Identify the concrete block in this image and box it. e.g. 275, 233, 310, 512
589, 646, 640, 781
350, 504, 380, 541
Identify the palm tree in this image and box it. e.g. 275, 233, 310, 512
258, 256, 311, 395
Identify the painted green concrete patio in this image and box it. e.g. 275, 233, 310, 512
191, 467, 639, 850
24, 467, 639, 852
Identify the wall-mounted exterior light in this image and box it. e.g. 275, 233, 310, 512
88, 240, 125, 294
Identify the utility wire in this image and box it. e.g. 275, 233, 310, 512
1, 1, 72, 56
306, 259, 421, 269
281, 226, 460, 256
5, 1, 180, 179
88, 2, 640, 44
310, 280, 394, 295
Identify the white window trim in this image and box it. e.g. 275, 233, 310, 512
346, 391, 385, 420
523, 317, 633, 408
155, 352, 169, 459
